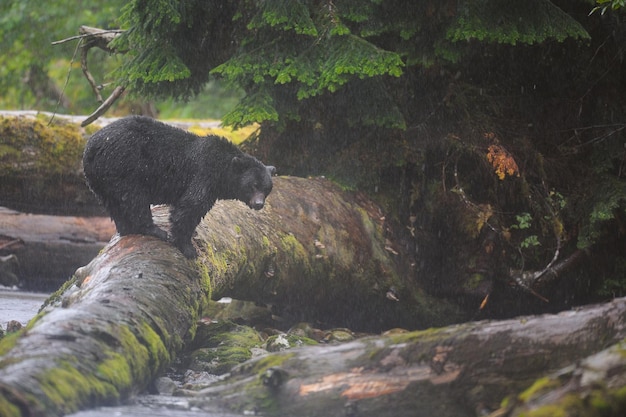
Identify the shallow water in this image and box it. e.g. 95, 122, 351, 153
67, 396, 242, 417
0, 287, 49, 326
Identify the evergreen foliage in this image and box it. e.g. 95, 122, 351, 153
109, 3, 626, 299
448, 0, 590, 44
112, 1, 591, 129
4, 0, 626, 310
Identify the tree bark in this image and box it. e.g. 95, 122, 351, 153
0, 207, 114, 289
0, 176, 624, 417
184, 298, 626, 417
0, 236, 200, 417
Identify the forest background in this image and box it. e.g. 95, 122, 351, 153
1, 0, 626, 321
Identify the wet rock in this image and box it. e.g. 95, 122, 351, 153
182, 370, 220, 391
153, 376, 177, 395
5, 320, 22, 333
187, 320, 263, 375
322, 328, 355, 343
264, 333, 318, 352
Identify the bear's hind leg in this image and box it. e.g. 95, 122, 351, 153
107, 198, 167, 241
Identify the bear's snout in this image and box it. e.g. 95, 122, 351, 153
249, 192, 266, 210
250, 199, 265, 210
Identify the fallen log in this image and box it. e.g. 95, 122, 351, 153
182, 176, 463, 331
184, 297, 626, 417
0, 235, 199, 417
0, 207, 114, 290
0, 175, 449, 416
0, 175, 624, 416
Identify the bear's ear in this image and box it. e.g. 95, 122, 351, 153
231, 156, 246, 172
267, 165, 276, 176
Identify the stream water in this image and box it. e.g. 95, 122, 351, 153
0, 288, 243, 417
0, 287, 48, 326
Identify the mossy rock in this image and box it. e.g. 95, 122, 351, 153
188, 320, 264, 375
264, 333, 318, 352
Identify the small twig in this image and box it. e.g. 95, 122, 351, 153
81, 39, 103, 102
49, 38, 83, 126
51, 29, 125, 46
53, 26, 128, 125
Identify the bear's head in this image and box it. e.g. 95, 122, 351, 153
228, 155, 276, 210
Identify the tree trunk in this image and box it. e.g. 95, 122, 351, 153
0, 207, 114, 289
0, 176, 624, 416
184, 298, 626, 417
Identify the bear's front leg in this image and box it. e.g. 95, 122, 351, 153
169, 201, 208, 259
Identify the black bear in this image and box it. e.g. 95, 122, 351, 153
83, 116, 275, 258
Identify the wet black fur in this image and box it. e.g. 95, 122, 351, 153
83, 116, 275, 258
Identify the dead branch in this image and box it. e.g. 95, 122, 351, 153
53, 26, 127, 126
78, 26, 124, 103
51, 28, 124, 46
80, 85, 126, 127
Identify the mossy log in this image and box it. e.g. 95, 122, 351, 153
0, 236, 200, 417
0, 175, 444, 416
184, 298, 626, 417
180, 176, 463, 331
0, 175, 624, 416
0, 114, 99, 216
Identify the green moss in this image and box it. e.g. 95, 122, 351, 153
37, 360, 117, 414
201, 244, 232, 278
190, 321, 263, 374
96, 352, 133, 390
518, 377, 560, 403
136, 321, 170, 371
192, 345, 253, 374
0, 116, 85, 176
196, 260, 213, 296
0, 331, 20, 358
265, 334, 317, 351
463, 273, 487, 291
249, 352, 296, 374
0, 396, 21, 417
386, 326, 445, 345
234, 225, 242, 234
588, 390, 611, 413
500, 395, 512, 409
204, 322, 263, 348
279, 233, 311, 271
286, 334, 317, 346
39, 275, 79, 312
